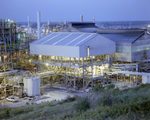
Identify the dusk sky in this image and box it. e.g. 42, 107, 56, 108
0, 0, 150, 22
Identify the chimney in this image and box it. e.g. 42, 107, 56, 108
37, 11, 41, 39
47, 21, 50, 29
93, 15, 95, 23
47, 21, 50, 26
27, 16, 30, 33
80, 15, 83, 22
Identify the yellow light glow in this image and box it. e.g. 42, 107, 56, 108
39, 55, 42, 58
105, 64, 109, 68
4, 56, 7, 59
93, 65, 96, 75
46, 63, 49, 66
99, 66, 104, 70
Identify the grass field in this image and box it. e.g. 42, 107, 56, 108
1, 84, 150, 120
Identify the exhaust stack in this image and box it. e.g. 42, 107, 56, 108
27, 16, 30, 33
93, 15, 95, 23
80, 15, 83, 22
37, 11, 41, 39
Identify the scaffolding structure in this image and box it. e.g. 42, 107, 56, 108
0, 19, 34, 97
0, 70, 33, 97
31, 54, 115, 90
30, 54, 150, 90
0, 19, 30, 70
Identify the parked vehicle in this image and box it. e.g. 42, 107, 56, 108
1, 96, 5, 100
6, 97, 18, 102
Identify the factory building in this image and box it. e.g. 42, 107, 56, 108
98, 29, 150, 62
30, 32, 115, 89
30, 26, 150, 90
1, 17, 150, 98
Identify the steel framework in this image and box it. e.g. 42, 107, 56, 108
31, 54, 115, 90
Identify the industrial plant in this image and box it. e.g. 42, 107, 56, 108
0, 11, 150, 103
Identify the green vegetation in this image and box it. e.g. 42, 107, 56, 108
1, 84, 150, 119
92, 84, 105, 93
74, 97, 90, 112
106, 84, 115, 90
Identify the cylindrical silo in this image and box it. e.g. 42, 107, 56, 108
23, 77, 41, 96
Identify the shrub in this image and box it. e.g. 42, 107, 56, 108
106, 84, 115, 90
26, 102, 29, 105
112, 87, 120, 95
64, 95, 76, 103
134, 83, 149, 91
47, 101, 53, 106
3, 108, 10, 117
11, 107, 25, 115
97, 92, 112, 106
92, 84, 105, 93
74, 97, 90, 112
73, 95, 79, 99
31, 102, 34, 105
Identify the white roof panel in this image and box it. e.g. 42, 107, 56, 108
30, 32, 116, 57
32, 33, 58, 44
42, 33, 68, 45
31, 32, 97, 46
67, 34, 90, 46
75, 34, 97, 46
55, 33, 81, 45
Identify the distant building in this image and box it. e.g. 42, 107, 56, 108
59, 22, 100, 33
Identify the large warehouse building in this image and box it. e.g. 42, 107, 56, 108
30, 25, 150, 90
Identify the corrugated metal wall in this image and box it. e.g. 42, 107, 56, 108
80, 35, 116, 57
132, 33, 150, 61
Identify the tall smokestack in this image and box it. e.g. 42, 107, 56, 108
47, 21, 50, 33
93, 15, 95, 23
47, 21, 50, 25
47, 21, 50, 28
37, 11, 41, 39
80, 15, 83, 22
27, 16, 29, 32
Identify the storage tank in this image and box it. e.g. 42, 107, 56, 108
23, 77, 41, 96
142, 76, 150, 84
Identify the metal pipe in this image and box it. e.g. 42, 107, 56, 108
74, 68, 76, 89
70, 57, 71, 67
83, 57, 84, 87
130, 74, 131, 87
136, 75, 138, 86
91, 56, 93, 88
117, 74, 118, 87
65, 68, 67, 87
124, 74, 125, 86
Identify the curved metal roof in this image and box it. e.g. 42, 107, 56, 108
100, 32, 144, 43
